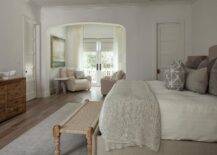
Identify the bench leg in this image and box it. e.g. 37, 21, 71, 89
53, 125, 61, 155
86, 127, 94, 155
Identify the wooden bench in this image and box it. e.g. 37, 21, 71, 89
53, 100, 102, 155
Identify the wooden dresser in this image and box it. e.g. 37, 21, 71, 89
0, 77, 26, 122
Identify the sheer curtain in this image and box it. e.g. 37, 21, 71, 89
66, 25, 83, 70
113, 26, 126, 72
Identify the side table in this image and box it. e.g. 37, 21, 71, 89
54, 77, 69, 94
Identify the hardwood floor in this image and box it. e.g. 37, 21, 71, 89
0, 87, 103, 149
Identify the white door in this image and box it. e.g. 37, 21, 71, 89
157, 22, 185, 80
83, 38, 115, 86
23, 17, 37, 101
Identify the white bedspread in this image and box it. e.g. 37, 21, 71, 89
148, 81, 217, 142
99, 80, 161, 151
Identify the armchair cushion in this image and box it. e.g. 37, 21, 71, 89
67, 79, 91, 92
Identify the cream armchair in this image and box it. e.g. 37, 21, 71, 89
67, 76, 91, 92
101, 70, 126, 95
59, 68, 91, 92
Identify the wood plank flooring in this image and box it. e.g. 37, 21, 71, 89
0, 87, 103, 149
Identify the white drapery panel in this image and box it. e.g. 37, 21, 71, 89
113, 26, 126, 72
66, 25, 83, 69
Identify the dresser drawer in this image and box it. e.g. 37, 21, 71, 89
0, 86, 6, 114
7, 97, 25, 108
0, 93, 7, 104
0, 111, 5, 122
0, 86, 7, 94
0, 78, 26, 122
7, 81, 25, 99
6, 97, 25, 118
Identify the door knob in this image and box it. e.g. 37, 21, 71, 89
157, 69, 160, 74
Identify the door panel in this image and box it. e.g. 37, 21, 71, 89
24, 17, 37, 101
100, 51, 114, 77
157, 22, 185, 80
83, 51, 98, 85
83, 39, 115, 86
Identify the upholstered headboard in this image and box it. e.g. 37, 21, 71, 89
186, 45, 217, 69
209, 45, 217, 60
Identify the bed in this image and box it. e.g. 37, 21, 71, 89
93, 46, 217, 155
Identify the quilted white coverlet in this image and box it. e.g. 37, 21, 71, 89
99, 80, 161, 151
148, 81, 217, 142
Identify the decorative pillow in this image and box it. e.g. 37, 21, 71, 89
164, 60, 186, 90
185, 56, 207, 69
111, 72, 117, 80
198, 58, 209, 69
67, 69, 75, 78
116, 70, 125, 80
186, 68, 208, 94
209, 60, 217, 96
75, 71, 85, 79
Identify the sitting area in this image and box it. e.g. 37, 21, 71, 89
58, 68, 92, 92
101, 70, 126, 95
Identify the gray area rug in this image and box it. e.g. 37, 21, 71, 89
0, 103, 87, 155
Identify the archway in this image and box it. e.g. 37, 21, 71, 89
47, 22, 126, 94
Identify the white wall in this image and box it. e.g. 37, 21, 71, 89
191, 0, 217, 55
40, 3, 192, 97
0, 0, 40, 74
84, 24, 114, 38
48, 26, 67, 94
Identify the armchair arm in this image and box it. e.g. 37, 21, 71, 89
66, 77, 76, 91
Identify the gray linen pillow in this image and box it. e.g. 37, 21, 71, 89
75, 71, 85, 79
186, 68, 208, 94
164, 60, 186, 91
209, 60, 217, 96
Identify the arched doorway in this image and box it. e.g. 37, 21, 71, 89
48, 22, 126, 92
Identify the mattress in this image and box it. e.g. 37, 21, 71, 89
148, 81, 217, 142
95, 134, 217, 155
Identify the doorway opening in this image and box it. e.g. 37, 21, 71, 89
48, 23, 126, 92
23, 16, 38, 101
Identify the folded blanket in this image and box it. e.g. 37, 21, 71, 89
99, 80, 161, 151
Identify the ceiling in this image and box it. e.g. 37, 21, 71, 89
29, 0, 197, 7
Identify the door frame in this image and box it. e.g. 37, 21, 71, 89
22, 15, 39, 100
154, 19, 185, 80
